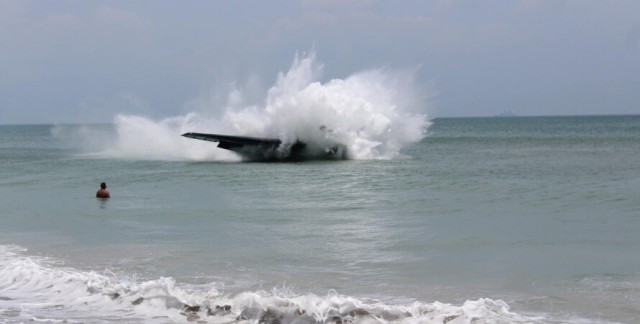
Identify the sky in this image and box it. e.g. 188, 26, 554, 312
0, 0, 639, 124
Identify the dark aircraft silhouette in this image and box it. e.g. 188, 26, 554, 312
181, 132, 346, 161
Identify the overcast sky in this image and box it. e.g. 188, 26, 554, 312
1, 0, 639, 124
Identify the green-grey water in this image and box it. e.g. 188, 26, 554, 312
1, 115, 639, 323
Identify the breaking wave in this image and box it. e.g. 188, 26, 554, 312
73, 52, 431, 161
0, 245, 538, 323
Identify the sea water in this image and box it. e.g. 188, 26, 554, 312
1, 115, 639, 323
1, 53, 640, 323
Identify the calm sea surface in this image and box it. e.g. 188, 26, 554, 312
1, 115, 639, 323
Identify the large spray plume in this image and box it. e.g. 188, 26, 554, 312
81, 52, 432, 161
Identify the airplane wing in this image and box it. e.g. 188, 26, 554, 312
181, 131, 344, 161
181, 132, 281, 151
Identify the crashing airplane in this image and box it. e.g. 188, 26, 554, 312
181, 132, 347, 161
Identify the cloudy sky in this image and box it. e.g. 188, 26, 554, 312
1, 0, 639, 124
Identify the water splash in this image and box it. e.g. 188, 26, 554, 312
91, 52, 432, 161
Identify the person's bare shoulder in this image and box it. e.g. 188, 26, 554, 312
96, 189, 110, 198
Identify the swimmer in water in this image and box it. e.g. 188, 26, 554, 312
96, 182, 110, 199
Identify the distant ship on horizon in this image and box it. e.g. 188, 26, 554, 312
495, 110, 518, 117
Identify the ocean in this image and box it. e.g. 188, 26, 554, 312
1, 115, 639, 323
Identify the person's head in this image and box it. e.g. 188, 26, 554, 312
100, 182, 107, 189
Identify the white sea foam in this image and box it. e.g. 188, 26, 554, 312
0, 244, 539, 323
78, 52, 431, 161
